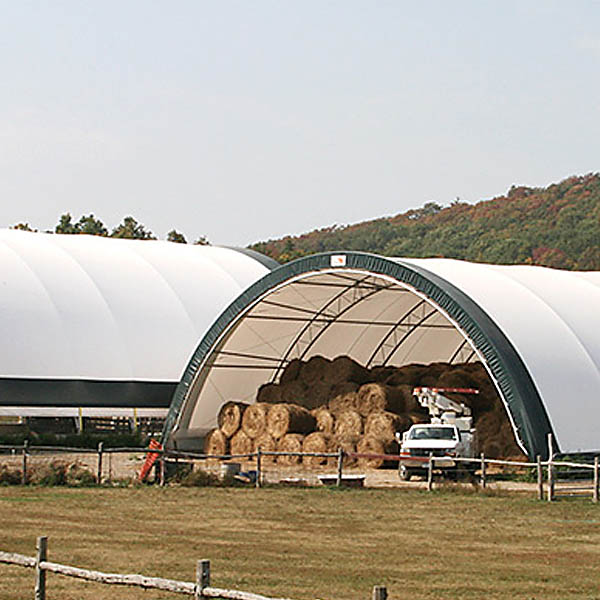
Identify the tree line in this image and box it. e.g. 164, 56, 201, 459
12, 214, 210, 245
250, 173, 600, 271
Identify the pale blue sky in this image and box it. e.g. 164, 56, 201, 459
1, 1, 599, 245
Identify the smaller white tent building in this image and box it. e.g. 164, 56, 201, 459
0, 229, 277, 418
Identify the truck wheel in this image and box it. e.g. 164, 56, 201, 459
399, 464, 413, 481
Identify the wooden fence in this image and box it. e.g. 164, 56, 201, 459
2, 433, 598, 502
0, 536, 388, 600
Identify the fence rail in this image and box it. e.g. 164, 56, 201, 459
1, 433, 598, 502
0, 536, 386, 600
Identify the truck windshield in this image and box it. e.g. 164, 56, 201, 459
408, 427, 457, 441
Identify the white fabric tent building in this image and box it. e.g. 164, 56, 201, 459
164, 251, 600, 459
0, 229, 277, 419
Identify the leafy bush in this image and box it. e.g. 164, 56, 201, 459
0, 465, 22, 485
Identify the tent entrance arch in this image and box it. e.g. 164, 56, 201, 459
165, 253, 555, 459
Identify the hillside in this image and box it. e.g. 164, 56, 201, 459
250, 173, 600, 270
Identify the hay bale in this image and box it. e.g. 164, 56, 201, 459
357, 383, 404, 416
325, 356, 369, 385
311, 407, 335, 435
217, 401, 249, 438
299, 355, 331, 384
280, 358, 302, 384
253, 432, 277, 463
364, 412, 412, 441
266, 403, 316, 439
436, 368, 477, 390
332, 435, 360, 466
230, 429, 253, 455
329, 390, 359, 414
333, 409, 363, 438
370, 366, 398, 384
241, 403, 269, 439
304, 380, 333, 409
302, 432, 332, 466
277, 433, 305, 465
356, 436, 399, 469
204, 428, 228, 456
397, 384, 420, 412
256, 383, 283, 404
280, 379, 309, 406
330, 381, 359, 399
396, 364, 428, 386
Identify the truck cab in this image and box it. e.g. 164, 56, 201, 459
397, 422, 476, 481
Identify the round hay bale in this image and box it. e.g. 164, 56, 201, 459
280, 379, 309, 406
332, 435, 360, 466
436, 368, 477, 390
475, 410, 502, 440
302, 432, 332, 466
230, 429, 253, 456
311, 407, 335, 435
256, 383, 282, 404
356, 436, 399, 469
280, 358, 302, 384
303, 380, 333, 410
325, 356, 369, 385
380, 369, 412, 386
408, 412, 429, 424
330, 381, 359, 399
299, 355, 331, 384
370, 365, 397, 383
480, 437, 502, 459
397, 384, 420, 412
333, 409, 363, 438
397, 364, 428, 386
217, 401, 249, 438
328, 390, 359, 414
364, 412, 411, 441
277, 433, 305, 466
357, 383, 404, 416
266, 403, 316, 439
253, 432, 277, 463
241, 403, 269, 439
204, 428, 228, 456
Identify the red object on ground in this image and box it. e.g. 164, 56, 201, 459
138, 439, 163, 482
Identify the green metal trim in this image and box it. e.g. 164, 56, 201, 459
162, 252, 556, 459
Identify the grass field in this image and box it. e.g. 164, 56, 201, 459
1, 485, 599, 600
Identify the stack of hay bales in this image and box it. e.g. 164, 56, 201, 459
204, 356, 525, 466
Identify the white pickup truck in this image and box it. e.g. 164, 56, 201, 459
396, 423, 476, 480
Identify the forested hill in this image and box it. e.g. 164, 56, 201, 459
250, 173, 600, 270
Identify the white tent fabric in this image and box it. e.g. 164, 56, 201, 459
167, 253, 600, 456
0, 229, 274, 411
404, 259, 600, 455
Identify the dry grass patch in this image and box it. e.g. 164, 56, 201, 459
1, 486, 600, 599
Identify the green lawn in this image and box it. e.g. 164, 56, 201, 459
1, 485, 599, 600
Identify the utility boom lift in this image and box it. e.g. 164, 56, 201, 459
396, 387, 479, 481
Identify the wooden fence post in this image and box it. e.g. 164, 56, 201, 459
35, 536, 47, 600
97, 442, 103, 485
594, 456, 599, 504
336, 447, 344, 487
195, 559, 210, 599
372, 585, 387, 600
160, 452, 166, 487
427, 454, 433, 492
480, 453, 486, 490
547, 433, 554, 502
255, 447, 262, 488
22, 441, 28, 485
537, 455, 543, 501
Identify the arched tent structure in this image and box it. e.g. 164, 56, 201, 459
0, 229, 277, 418
164, 252, 600, 459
